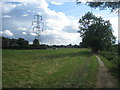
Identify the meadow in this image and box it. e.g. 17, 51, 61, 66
2, 48, 99, 88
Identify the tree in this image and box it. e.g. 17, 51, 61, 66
2, 37, 10, 48
76, 1, 120, 12
9, 38, 18, 46
17, 38, 29, 47
33, 39, 39, 47
78, 12, 116, 53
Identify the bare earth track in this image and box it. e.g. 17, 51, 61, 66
95, 55, 118, 88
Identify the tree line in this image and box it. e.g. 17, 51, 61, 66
1, 37, 48, 49
1, 36, 81, 49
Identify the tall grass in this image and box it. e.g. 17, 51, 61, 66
2, 48, 98, 88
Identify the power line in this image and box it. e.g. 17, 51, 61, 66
32, 15, 44, 44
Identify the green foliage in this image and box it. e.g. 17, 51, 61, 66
98, 44, 119, 84
78, 12, 115, 53
2, 37, 11, 47
33, 39, 39, 47
2, 37, 29, 48
2, 49, 98, 88
98, 55, 119, 86
118, 43, 120, 83
76, 2, 120, 12
98, 55, 117, 77
118, 43, 120, 55
9, 38, 18, 45
86, 2, 120, 12
17, 38, 29, 47
2, 37, 48, 49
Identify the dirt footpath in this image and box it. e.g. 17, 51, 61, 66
95, 55, 118, 88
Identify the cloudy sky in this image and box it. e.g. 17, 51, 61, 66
1, 0, 118, 45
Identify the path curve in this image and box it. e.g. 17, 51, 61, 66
95, 55, 118, 88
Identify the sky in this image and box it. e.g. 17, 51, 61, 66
1, 0, 118, 45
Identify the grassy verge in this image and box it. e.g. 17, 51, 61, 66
2, 48, 98, 88
98, 55, 118, 83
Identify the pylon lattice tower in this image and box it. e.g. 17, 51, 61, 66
32, 15, 44, 44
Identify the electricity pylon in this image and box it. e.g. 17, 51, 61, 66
32, 15, 44, 44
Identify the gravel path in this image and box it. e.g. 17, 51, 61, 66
95, 55, 118, 88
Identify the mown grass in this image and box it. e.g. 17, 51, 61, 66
2, 48, 98, 88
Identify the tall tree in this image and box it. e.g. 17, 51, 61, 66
33, 39, 39, 47
78, 12, 116, 53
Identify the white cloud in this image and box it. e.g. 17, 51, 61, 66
27, 10, 35, 13
22, 32, 27, 35
4, 0, 39, 3
3, 3, 17, 13
3, 30, 13, 36
3, 2, 24, 13
0, 31, 3, 36
105, 17, 118, 39
3, 15, 11, 18
38, 0, 49, 9
2, 0, 81, 45
4, 0, 119, 3
0, 31, 3, 34
30, 33, 37, 36
71, 20, 79, 30
95, 14, 104, 17
45, 11, 73, 32
17, 27, 27, 31
22, 14, 29, 16
41, 28, 81, 45
50, 1, 64, 5
27, 10, 31, 12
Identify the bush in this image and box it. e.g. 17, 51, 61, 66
98, 45, 119, 82
99, 51, 115, 61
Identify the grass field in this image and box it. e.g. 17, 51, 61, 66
2, 48, 99, 88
